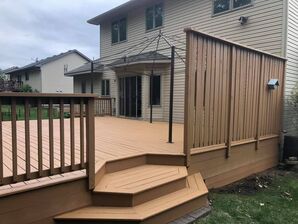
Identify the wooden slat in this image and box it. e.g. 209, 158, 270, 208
37, 99, 43, 177
70, 99, 75, 170
80, 99, 85, 169
60, 99, 65, 172
194, 36, 204, 148
11, 98, 18, 182
184, 31, 197, 164
24, 98, 31, 179
226, 46, 237, 157
48, 99, 54, 175
256, 55, 264, 150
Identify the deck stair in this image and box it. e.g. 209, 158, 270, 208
55, 162, 208, 224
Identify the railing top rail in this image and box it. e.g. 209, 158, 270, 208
0, 93, 99, 98
184, 27, 287, 61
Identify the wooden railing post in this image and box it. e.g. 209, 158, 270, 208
11, 97, 18, 182
86, 97, 95, 189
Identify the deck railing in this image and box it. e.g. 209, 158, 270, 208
184, 28, 286, 164
94, 97, 115, 116
0, 93, 96, 189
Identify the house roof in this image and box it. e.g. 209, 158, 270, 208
65, 59, 104, 76
109, 51, 171, 68
7, 50, 91, 75
2, 66, 19, 74
88, 0, 153, 25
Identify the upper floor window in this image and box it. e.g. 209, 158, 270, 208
111, 18, 127, 44
146, 3, 163, 31
101, 79, 110, 96
213, 0, 251, 14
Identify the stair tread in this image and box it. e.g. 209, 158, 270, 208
94, 165, 188, 194
55, 173, 208, 221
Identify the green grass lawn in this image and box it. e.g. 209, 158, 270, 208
1, 105, 61, 121
197, 169, 298, 224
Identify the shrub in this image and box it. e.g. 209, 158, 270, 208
20, 84, 33, 92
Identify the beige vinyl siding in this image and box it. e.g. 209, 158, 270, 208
100, 0, 284, 122
41, 53, 89, 93
284, 0, 298, 136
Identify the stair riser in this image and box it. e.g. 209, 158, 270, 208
142, 194, 209, 224
93, 177, 187, 207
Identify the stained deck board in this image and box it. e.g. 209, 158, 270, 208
55, 174, 208, 221
0, 117, 183, 194
94, 165, 187, 193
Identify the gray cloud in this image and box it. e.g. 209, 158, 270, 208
0, 0, 128, 68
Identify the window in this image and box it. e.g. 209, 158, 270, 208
111, 18, 127, 44
101, 79, 110, 96
213, 0, 251, 14
17, 75, 22, 82
150, 75, 161, 106
81, 81, 86, 93
64, 64, 68, 73
25, 72, 29, 81
233, 0, 252, 8
146, 3, 163, 30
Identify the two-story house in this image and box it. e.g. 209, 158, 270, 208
6, 50, 91, 93
71, 0, 298, 136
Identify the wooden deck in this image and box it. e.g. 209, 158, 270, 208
0, 117, 184, 195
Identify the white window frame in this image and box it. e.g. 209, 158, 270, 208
145, 3, 164, 31
111, 18, 127, 44
213, 0, 253, 15
101, 79, 110, 96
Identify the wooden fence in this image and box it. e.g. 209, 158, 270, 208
184, 28, 286, 163
94, 97, 115, 116
0, 93, 95, 189
73, 97, 115, 117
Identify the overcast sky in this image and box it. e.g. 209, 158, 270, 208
0, 0, 128, 69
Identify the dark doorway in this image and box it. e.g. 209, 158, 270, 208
119, 76, 142, 118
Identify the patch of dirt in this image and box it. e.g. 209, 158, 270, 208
213, 166, 298, 195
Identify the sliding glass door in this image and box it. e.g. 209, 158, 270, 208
119, 76, 142, 118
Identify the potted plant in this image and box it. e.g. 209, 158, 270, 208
284, 84, 298, 164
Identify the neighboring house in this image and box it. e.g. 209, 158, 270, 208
1, 67, 18, 80
71, 0, 297, 135
6, 50, 91, 93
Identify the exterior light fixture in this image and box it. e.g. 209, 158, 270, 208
239, 16, 249, 25
267, 79, 279, 90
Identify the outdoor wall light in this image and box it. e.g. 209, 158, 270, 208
267, 79, 279, 90
239, 16, 249, 25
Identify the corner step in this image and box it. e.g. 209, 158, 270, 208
55, 173, 208, 224
93, 165, 188, 206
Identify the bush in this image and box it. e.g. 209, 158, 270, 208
20, 84, 33, 92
